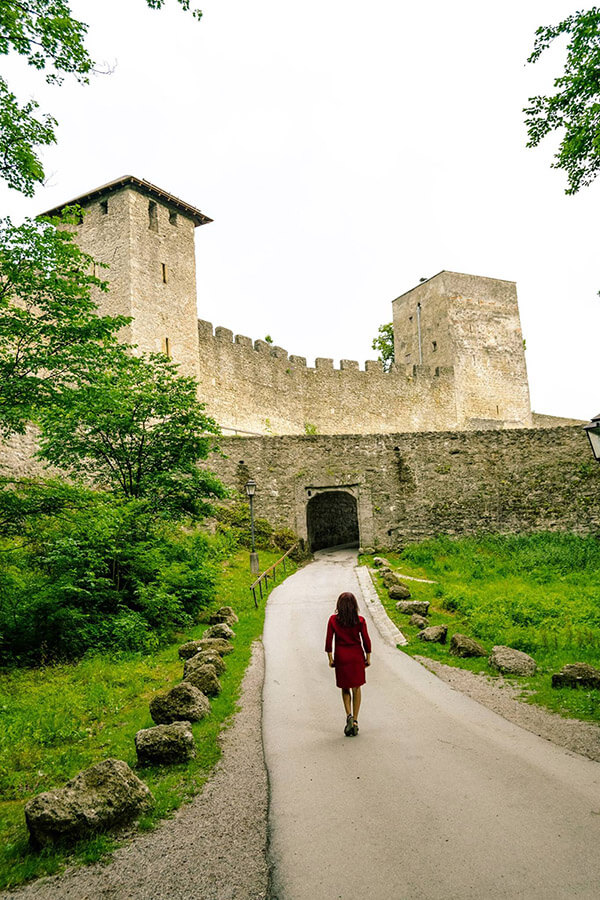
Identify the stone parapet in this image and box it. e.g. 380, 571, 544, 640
195, 319, 459, 436
205, 426, 600, 547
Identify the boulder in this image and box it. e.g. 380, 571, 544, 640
24, 758, 154, 848
192, 649, 226, 675
373, 556, 390, 568
209, 606, 239, 626
551, 663, 600, 690
182, 661, 222, 697
178, 640, 205, 660
449, 633, 487, 658
389, 584, 412, 601
202, 623, 236, 641
395, 600, 429, 616
382, 571, 406, 589
409, 614, 429, 629
363, 547, 375, 555
135, 722, 196, 766
194, 638, 235, 657
418, 625, 448, 644
149, 681, 211, 725
489, 645, 537, 676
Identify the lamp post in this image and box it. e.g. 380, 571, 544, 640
245, 479, 259, 574
584, 414, 600, 463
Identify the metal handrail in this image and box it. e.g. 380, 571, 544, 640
250, 543, 299, 608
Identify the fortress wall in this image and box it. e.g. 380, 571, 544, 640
209, 426, 598, 547
69, 189, 135, 346
393, 273, 532, 428
3, 426, 596, 550
197, 320, 459, 435
74, 187, 201, 381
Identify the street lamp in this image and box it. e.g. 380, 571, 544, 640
245, 479, 259, 574
584, 414, 600, 462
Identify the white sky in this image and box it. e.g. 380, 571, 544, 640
1, 0, 598, 420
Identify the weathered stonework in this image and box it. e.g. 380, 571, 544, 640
5, 177, 589, 554
39, 178, 559, 438
392, 271, 532, 430
43, 176, 210, 382
196, 320, 457, 435
207, 426, 600, 549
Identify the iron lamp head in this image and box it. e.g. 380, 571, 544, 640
583, 414, 600, 462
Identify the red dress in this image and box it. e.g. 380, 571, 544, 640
325, 614, 372, 689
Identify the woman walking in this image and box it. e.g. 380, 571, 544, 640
325, 591, 372, 736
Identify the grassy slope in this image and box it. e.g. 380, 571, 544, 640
361, 533, 600, 725
0, 548, 296, 891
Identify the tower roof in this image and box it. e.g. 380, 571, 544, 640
40, 175, 213, 227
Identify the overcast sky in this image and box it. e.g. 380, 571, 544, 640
1, 0, 598, 420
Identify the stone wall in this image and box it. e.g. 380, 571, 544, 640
197, 320, 459, 435
209, 425, 599, 549
393, 271, 532, 430
49, 179, 542, 438
71, 185, 201, 381
4, 425, 596, 551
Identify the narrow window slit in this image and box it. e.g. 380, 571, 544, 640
149, 201, 158, 231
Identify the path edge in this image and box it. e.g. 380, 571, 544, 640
355, 565, 408, 647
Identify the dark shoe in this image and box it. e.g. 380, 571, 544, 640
344, 714, 354, 736
352, 719, 359, 736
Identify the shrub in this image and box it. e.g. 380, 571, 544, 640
213, 501, 273, 550
0, 484, 219, 665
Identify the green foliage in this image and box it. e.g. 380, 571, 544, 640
371, 322, 394, 372
0, 547, 295, 890
304, 422, 318, 435
0, 212, 128, 437
365, 532, 600, 723
264, 334, 273, 344
37, 349, 226, 517
213, 501, 274, 550
0, 483, 220, 664
0, 0, 202, 196
525, 7, 600, 194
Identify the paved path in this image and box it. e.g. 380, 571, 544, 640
263, 548, 600, 900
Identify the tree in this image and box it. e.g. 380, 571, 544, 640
38, 348, 227, 519
525, 7, 600, 194
372, 322, 394, 372
0, 0, 202, 196
0, 209, 129, 437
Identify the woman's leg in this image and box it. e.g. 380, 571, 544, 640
341, 688, 352, 715
351, 686, 361, 721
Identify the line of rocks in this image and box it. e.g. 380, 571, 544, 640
373, 559, 600, 690
24, 606, 239, 850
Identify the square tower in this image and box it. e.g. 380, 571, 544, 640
392, 271, 532, 429
41, 176, 212, 381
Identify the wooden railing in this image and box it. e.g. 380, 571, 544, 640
250, 543, 299, 607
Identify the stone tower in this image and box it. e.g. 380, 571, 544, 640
392, 271, 532, 429
42, 176, 212, 380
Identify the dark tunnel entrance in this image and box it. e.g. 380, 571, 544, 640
306, 491, 360, 552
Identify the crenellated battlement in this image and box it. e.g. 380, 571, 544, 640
196, 318, 459, 435
39, 177, 534, 439
197, 319, 454, 379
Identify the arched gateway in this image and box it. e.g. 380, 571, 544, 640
306, 491, 360, 551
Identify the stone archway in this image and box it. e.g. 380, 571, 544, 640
306, 491, 360, 551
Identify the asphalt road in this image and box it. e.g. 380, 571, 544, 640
262, 548, 600, 900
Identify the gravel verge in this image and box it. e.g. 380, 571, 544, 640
3, 641, 269, 900
415, 655, 600, 763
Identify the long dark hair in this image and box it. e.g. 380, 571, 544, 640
336, 592, 360, 627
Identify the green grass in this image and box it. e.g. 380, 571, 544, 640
361, 533, 600, 724
0, 548, 296, 891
